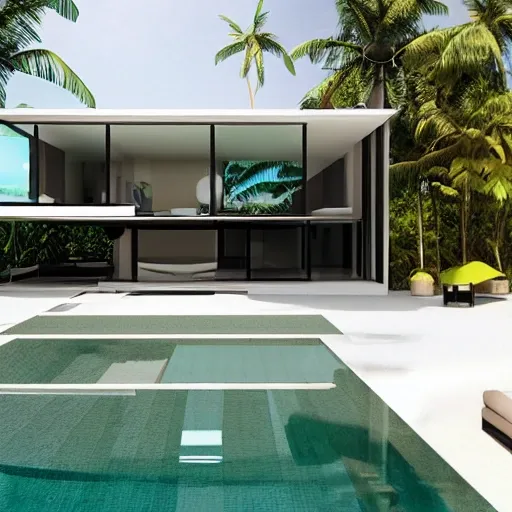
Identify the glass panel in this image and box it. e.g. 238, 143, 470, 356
35, 124, 106, 204
250, 225, 306, 279
0, 124, 34, 203
215, 125, 304, 215
110, 125, 211, 214
310, 222, 360, 280
217, 226, 248, 280
137, 229, 217, 282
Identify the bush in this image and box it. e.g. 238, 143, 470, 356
0, 222, 114, 272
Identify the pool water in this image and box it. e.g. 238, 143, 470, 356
0, 336, 496, 511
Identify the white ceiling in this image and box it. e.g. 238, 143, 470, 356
8, 109, 395, 167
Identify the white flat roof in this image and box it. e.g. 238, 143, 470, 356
0, 108, 396, 165
0, 108, 396, 124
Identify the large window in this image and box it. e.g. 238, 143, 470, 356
110, 125, 211, 213
0, 124, 33, 203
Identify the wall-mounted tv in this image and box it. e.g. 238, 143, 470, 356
0, 125, 31, 203
222, 160, 303, 214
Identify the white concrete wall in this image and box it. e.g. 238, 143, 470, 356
371, 132, 377, 281
383, 122, 390, 290
343, 141, 362, 219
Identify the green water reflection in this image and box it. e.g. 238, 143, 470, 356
0, 342, 496, 511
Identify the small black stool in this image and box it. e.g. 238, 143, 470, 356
443, 284, 475, 307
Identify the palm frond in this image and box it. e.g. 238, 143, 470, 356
434, 23, 506, 84
9, 49, 95, 107
257, 36, 295, 74
254, 49, 264, 89
215, 40, 246, 64
218, 14, 243, 35
253, 0, 265, 24
241, 39, 260, 78
337, 0, 374, 42
290, 38, 361, 63
46, 0, 79, 22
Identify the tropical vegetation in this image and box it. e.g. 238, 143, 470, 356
1, 0, 99, 276
215, 0, 296, 108
0, 0, 95, 107
4, 0, 512, 291
293, 0, 512, 290
223, 160, 303, 213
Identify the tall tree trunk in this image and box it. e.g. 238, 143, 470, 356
493, 202, 509, 272
417, 180, 425, 269
460, 179, 470, 265
247, 78, 255, 109
368, 66, 385, 109
430, 183, 441, 279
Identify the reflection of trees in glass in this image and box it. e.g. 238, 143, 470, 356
0, 0, 95, 107
223, 160, 302, 214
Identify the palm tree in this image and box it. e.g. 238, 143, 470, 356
391, 82, 512, 264
290, 0, 448, 109
215, 0, 295, 108
404, 0, 512, 89
0, 0, 95, 107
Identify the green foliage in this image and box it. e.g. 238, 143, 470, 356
223, 160, 302, 214
0, 222, 113, 272
0, 0, 94, 107
291, 0, 448, 108
215, 0, 295, 107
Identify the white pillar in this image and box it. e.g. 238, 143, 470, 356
113, 229, 132, 280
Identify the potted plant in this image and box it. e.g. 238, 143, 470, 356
409, 268, 435, 296
476, 275, 510, 295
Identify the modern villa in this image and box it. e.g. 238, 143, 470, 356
0, 108, 394, 294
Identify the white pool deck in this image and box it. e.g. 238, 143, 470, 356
0, 283, 511, 511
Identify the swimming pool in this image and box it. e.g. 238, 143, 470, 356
0, 315, 496, 511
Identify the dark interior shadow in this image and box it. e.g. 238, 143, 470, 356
284, 414, 494, 512
474, 295, 508, 306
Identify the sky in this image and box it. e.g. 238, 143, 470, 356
5, 0, 470, 110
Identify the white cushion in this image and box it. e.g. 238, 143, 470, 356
170, 208, 197, 216
311, 207, 353, 216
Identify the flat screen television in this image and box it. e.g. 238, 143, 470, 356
0, 125, 32, 203
222, 160, 303, 214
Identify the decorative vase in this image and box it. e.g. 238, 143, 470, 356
476, 278, 509, 295
410, 271, 435, 296
196, 173, 223, 208
132, 182, 153, 211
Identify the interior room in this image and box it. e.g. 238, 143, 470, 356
0, 120, 370, 283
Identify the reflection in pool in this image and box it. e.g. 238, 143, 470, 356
0, 339, 496, 511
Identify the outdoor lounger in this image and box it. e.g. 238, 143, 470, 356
482, 390, 512, 450
441, 261, 505, 307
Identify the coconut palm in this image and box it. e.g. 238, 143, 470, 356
404, 0, 512, 89
391, 80, 512, 264
290, 0, 448, 109
0, 0, 95, 107
215, 0, 296, 108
